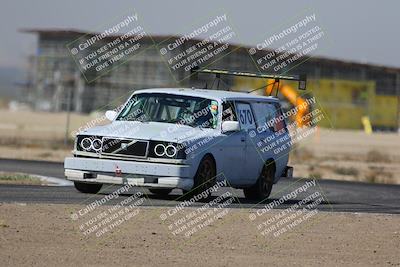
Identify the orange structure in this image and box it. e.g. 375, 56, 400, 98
265, 80, 310, 127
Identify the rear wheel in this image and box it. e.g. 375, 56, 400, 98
74, 182, 103, 194
184, 155, 216, 200
243, 162, 274, 200
149, 188, 172, 196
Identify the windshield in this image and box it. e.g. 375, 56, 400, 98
116, 93, 219, 128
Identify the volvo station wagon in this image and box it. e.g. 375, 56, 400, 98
65, 86, 294, 200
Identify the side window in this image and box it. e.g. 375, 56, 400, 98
252, 102, 286, 132
235, 102, 256, 130
274, 103, 286, 131
252, 102, 276, 127
222, 101, 237, 121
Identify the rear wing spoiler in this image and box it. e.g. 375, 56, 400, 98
192, 68, 307, 92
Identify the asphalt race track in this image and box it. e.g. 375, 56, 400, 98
0, 158, 399, 214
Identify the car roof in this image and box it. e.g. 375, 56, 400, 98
133, 88, 279, 102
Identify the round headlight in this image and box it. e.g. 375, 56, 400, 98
154, 144, 166, 156
92, 138, 102, 151
165, 145, 177, 157
80, 137, 92, 151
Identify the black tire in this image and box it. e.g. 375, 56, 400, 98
74, 181, 103, 194
149, 188, 172, 196
184, 155, 216, 200
243, 162, 274, 201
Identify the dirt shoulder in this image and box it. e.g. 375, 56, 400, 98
290, 128, 400, 184
0, 172, 46, 185
0, 203, 399, 267
0, 145, 70, 162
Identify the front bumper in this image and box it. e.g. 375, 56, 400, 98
64, 157, 193, 190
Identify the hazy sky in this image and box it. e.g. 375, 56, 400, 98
1, 0, 399, 69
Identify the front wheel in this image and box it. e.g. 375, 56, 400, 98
184, 155, 216, 200
243, 162, 274, 201
74, 182, 103, 194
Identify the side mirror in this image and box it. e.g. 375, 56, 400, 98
221, 121, 240, 133
105, 110, 117, 121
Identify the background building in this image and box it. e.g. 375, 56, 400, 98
22, 28, 400, 130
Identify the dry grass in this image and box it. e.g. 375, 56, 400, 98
0, 219, 9, 228
309, 172, 322, 179
0, 110, 100, 146
364, 168, 394, 184
307, 165, 322, 179
366, 149, 391, 163
0, 172, 43, 185
290, 146, 315, 162
333, 167, 359, 176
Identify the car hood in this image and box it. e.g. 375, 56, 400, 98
79, 121, 215, 143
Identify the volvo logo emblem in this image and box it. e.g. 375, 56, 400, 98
121, 143, 128, 150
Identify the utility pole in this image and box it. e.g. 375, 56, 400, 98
64, 86, 72, 146
396, 72, 400, 133
64, 72, 80, 146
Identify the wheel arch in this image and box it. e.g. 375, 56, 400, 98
202, 153, 217, 171
190, 152, 218, 179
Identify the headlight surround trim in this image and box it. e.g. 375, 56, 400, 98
154, 144, 166, 157
80, 137, 93, 151
76, 135, 103, 153
149, 141, 185, 159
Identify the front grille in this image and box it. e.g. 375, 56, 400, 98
101, 137, 149, 158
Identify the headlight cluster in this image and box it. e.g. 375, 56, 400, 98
149, 141, 186, 159
76, 136, 103, 153
75, 135, 186, 160
154, 144, 177, 157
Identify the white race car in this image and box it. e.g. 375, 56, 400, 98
65, 69, 305, 200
